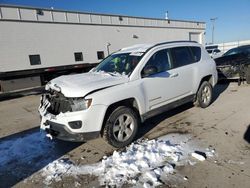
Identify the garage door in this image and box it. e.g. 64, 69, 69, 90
189, 32, 201, 44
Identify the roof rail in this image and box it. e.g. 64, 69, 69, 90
145, 40, 198, 53
116, 40, 198, 54
155, 40, 197, 46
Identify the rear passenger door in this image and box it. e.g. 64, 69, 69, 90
169, 46, 197, 97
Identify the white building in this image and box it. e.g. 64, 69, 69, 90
0, 5, 206, 92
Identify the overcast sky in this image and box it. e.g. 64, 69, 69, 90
1, 0, 250, 44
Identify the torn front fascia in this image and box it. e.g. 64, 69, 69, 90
39, 86, 72, 131
217, 65, 241, 79
45, 82, 61, 93
39, 94, 51, 116
39, 94, 55, 130
43, 82, 91, 115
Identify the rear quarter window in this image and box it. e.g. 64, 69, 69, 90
190, 47, 201, 62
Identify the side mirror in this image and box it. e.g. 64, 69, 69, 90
142, 65, 157, 78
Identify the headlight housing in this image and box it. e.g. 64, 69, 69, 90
70, 98, 92, 111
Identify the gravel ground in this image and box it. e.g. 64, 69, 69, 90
0, 82, 249, 188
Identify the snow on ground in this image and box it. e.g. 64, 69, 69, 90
0, 131, 54, 168
41, 134, 215, 187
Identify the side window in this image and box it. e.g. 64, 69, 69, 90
29, 54, 41, 65
190, 47, 201, 62
171, 47, 193, 68
74, 52, 83, 62
97, 51, 105, 60
144, 49, 171, 74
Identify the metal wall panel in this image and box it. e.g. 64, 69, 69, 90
19, 8, 36, 21
128, 17, 136, 25
53, 12, 66, 22
101, 15, 111, 24
0, 6, 206, 30
111, 16, 120, 25
79, 13, 91, 23
66, 13, 79, 23
136, 18, 144, 26
91, 15, 101, 24
37, 10, 53, 22
120, 17, 128, 25
1, 7, 19, 19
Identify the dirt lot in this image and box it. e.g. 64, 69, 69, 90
0, 82, 250, 188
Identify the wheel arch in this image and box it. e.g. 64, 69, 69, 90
201, 75, 213, 85
194, 75, 213, 101
197, 75, 213, 91
100, 98, 141, 136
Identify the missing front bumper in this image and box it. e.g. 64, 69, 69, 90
44, 120, 99, 142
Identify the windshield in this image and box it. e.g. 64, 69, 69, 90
94, 53, 143, 76
223, 48, 239, 56
223, 46, 250, 56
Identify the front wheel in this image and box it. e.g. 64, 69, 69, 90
194, 81, 213, 108
102, 106, 139, 148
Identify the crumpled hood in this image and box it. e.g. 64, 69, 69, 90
46, 72, 129, 97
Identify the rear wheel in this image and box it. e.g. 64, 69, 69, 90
103, 106, 139, 148
194, 81, 213, 108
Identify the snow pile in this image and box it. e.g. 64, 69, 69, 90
42, 158, 73, 184
42, 134, 211, 187
92, 139, 181, 186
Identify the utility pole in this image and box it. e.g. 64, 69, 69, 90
165, 11, 169, 20
210, 17, 218, 44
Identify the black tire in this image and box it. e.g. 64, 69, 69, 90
103, 106, 139, 148
194, 81, 213, 108
246, 66, 250, 84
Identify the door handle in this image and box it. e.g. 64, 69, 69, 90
169, 73, 179, 78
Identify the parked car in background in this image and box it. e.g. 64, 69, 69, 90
206, 44, 223, 58
207, 48, 223, 59
39, 41, 218, 148
214, 45, 250, 84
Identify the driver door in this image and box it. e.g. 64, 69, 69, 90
141, 48, 178, 111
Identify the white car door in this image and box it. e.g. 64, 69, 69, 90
168, 46, 196, 97
141, 46, 196, 111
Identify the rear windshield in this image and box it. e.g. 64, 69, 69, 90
190, 47, 201, 62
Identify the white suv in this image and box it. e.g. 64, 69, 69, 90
39, 41, 218, 148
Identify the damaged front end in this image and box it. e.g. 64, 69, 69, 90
215, 53, 250, 80
40, 90, 92, 116
39, 88, 95, 142
39, 91, 71, 116
216, 64, 242, 79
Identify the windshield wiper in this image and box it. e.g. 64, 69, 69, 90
95, 70, 123, 77
107, 72, 124, 77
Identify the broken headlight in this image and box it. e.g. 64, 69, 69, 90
70, 98, 92, 111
